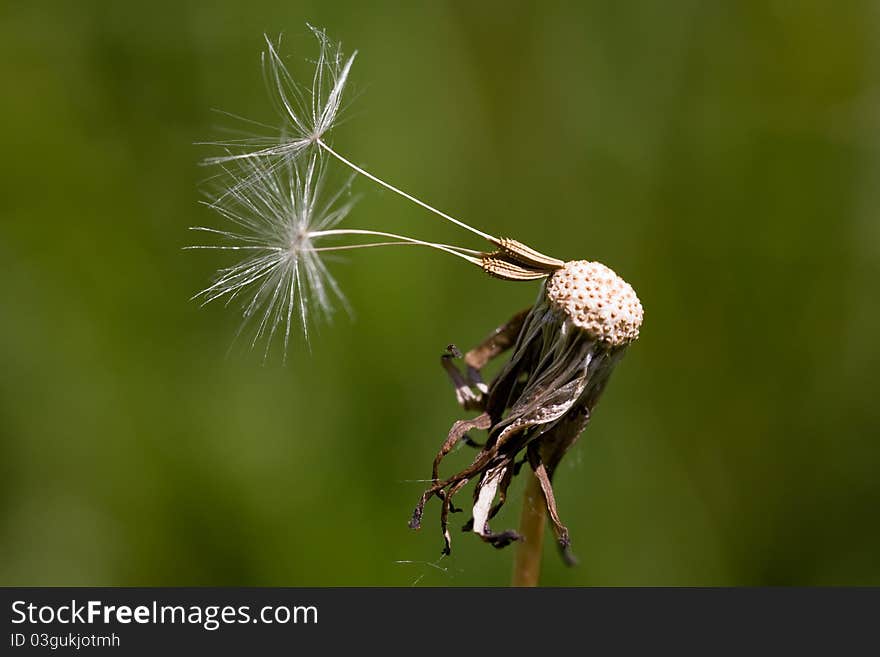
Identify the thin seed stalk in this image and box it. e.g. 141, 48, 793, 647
511, 470, 546, 587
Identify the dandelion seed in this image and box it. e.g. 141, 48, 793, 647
202, 25, 356, 170
189, 152, 352, 359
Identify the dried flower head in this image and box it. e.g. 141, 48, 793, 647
545, 260, 643, 346
411, 261, 643, 560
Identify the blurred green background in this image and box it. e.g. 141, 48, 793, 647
2, 0, 879, 586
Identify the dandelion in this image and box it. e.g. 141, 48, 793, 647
194, 25, 645, 585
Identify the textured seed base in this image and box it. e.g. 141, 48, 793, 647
545, 260, 643, 346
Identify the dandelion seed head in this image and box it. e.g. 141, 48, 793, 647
545, 260, 643, 346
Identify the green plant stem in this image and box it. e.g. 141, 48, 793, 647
511, 470, 546, 587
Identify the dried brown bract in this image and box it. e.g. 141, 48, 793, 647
410, 255, 643, 562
